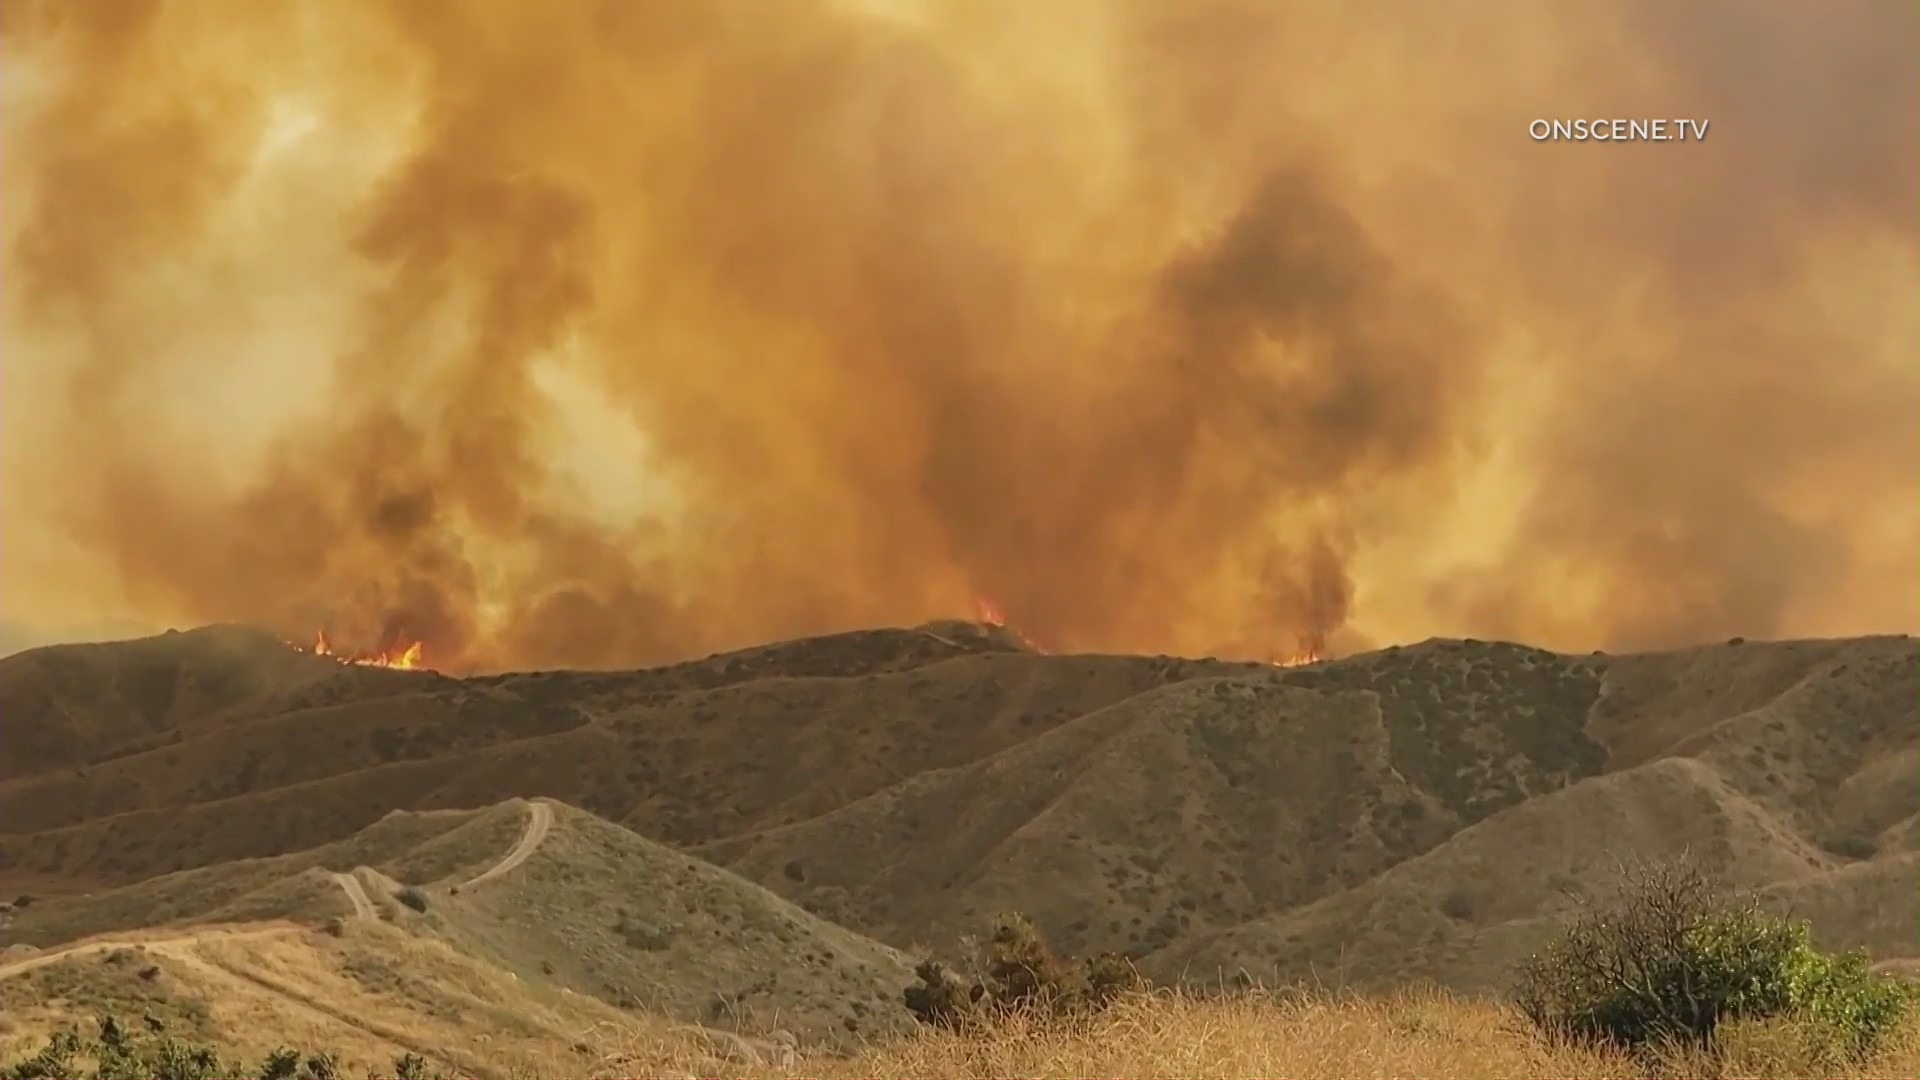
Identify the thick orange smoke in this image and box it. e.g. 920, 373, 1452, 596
2, 1, 1914, 671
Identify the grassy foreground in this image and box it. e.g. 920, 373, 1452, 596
454, 986, 1920, 1079
8, 982, 1917, 1079
815, 989, 1920, 1080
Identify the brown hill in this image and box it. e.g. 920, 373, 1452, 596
2, 625, 1912, 997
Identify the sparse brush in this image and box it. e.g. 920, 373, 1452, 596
0, 1018, 448, 1080
1082, 950, 1147, 1006
903, 956, 988, 1029
904, 912, 1155, 1031
985, 913, 1074, 1010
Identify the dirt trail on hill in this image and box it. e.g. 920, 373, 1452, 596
461, 800, 554, 889
330, 871, 377, 919
188, 943, 502, 1080
0, 924, 297, 980
0, 922, 498, 1078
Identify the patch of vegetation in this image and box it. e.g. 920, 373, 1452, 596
1818, 832, 1878, 861
1293, 647, 1605, 823
614, 908, 675, 951
394, 887, 429, 914
0, 1014, 459, 1080
1513, 859, 1915, 1065
1438, 887, 1476, 922
904, 913, 1148, 1030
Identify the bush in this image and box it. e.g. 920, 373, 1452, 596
1512, 859, 1914, 1061
1819, 832, 1878, 861
0, 1017, 446, 1080
904, 913, 1148, 1029
395, 887, 430, 914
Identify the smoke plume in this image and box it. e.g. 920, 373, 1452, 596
2, 0, 1914, 670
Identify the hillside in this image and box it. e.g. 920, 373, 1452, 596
2, 795, 914, 1054
2, 625, 1912, 1006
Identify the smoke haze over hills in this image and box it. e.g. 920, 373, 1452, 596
2, 1, 1914, 670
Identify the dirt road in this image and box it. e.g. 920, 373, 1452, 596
0, 925, 296, 981
461, 800, 554, 889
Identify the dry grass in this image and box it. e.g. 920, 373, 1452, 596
7, 936, 1916, 1079
498, 985, 1920, 1078
809, 988, 1920, 1080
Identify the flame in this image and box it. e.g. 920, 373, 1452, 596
1268, 631, 1326, 668
296, 629, 430, 671
974, 597, 1007, 627
971, 596, 1047, 654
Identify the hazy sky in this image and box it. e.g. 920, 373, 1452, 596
2, 1, 1915, 670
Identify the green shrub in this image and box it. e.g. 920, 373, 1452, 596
395, 887, 430, 914
904, 913, 1149, 1029
1513, 859, 1915, 1061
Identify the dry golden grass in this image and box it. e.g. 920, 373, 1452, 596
493, 986, 1920, 1079
8, 938, 1917, 1080
804, 988, 1920, 1080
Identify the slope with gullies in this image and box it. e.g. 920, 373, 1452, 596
0, 625, 1255, 891
698, 639, 1614, 960
1151, 636, 1919, 988
1, 625, 1911, 1001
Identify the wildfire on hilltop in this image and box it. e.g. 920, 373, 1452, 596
293, 629, 430, 671
974, 597, 1007, 627
973, 596, 1047, 654
1270, 631, 1327, 668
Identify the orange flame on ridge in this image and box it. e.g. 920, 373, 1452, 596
296, 629, 430, 671
972, 596, 1047, 653
974, 597, 1007, 627
1269, 631, 1326, 668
